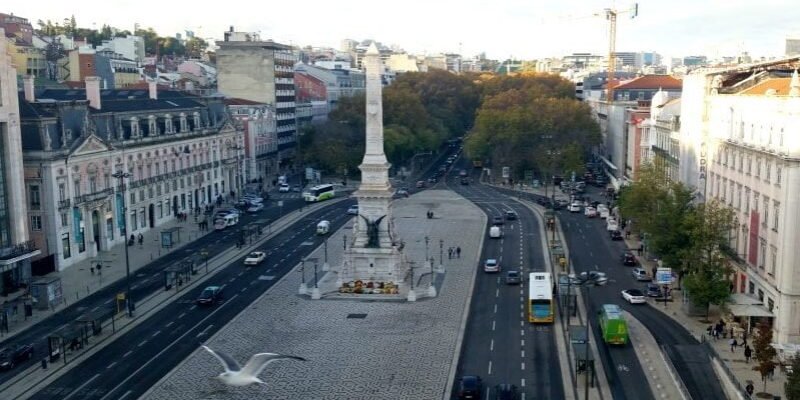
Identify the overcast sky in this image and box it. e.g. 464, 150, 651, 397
10, 0, 800, 60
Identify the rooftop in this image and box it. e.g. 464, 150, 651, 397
612, 75, 683, 90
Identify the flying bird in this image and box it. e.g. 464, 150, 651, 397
202, 345, 307, 387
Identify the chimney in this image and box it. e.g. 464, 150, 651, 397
85, 76, 102, 110
23, 75, 35, 102
149, 80, 158, 100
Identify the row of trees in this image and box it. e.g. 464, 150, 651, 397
463, 73, 601, 181
298, 69, 480, 175
35, 17, 208, 58
618, 164, 735, 318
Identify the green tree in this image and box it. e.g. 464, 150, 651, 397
785, 355, 800, 400
753, 323, 778, 394
185, 37, 208, 58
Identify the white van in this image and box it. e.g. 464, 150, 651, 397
489, 226, 503, 238
214, 214, 239, 231
606, 218, 619, 232
316, 220, 330, 235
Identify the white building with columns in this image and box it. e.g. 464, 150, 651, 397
19, 77, 242, 272
680, 57, 800, 344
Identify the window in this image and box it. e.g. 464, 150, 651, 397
777, 166, 782, 185
740, 154, 745, 172
188, 176, 192, 185
104, 174, 110, 189
773, 202, 780, 232
58, 183, 66, 201
156, 163, 161, 175
138, 166, 143, 180
759, 240, 766, 269
722, 180, 728, 202
754, 193, 760, 212
156, 184, 162, 196
139, 209, 145, 228
736, 185, 742, 210
173, 180, 178, 191
60, 212, 68, 227
769, 246, 777, 276
61, 232, 71, 259
130, 192, 136, 205
74, 180, 81, 197
30, 215, 42, 230
756, 158, 761, 177
763, 198, 769, 227
148, 187, 154, 199
130, 211, 138, 232
139, 190, 145, 202
765, 161, 771, 182
744, 188, 751, 214
768, 298, 774, 312
749, 282, 755, 294
158, 202, 163, 218
29, 185, 41, 210
89, 176, 97, 193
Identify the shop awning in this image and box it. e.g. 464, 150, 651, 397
729, 304, 774, 318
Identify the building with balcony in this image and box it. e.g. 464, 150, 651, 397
18, 77, 241, 273
225, 98, 277, 188
680, 57, 800, 344
639, 90, 681, 182
216, 29, 297, 174
0, 30, 40, 294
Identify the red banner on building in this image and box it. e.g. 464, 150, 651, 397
748, 211, 760, 266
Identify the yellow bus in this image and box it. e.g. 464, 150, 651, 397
528, 272, 555, 323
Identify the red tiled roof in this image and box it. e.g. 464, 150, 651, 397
613, 75, 682, 90
739, 78, 792, 95
224, 98, 264, 106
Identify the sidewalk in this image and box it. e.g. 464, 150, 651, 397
623, 235, 785, 400
0, 199, 234, 342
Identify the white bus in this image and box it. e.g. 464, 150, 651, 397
303, 184, 336, 202
528, 272, 554, 323
214, 214, 239, 230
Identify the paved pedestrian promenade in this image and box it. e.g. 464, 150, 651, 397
141, 189, 486, 400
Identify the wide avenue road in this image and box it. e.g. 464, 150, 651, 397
450, 170, 563, 400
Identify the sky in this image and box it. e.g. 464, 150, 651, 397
8, 0, 800, 61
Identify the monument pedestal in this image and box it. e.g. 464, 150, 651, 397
342, 246, 405, 284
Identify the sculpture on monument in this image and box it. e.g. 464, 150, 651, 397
360, 214, 387, 248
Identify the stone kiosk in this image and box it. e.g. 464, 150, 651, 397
334, 43, 409, 298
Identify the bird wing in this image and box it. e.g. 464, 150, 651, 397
202, 345, 241, 372
240, 353, 306, 378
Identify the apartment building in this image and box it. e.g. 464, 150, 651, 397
19, 78, 241, 272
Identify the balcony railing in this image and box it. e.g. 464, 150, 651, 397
58, 199, 71, 209
0, 240, 38, 261
74, 188, 114, 204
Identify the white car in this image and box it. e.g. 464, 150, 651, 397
244, 251, 266, 266
347, 205, 359, 215
246, 203, 264, 213
242, 195, 263, 204
622, 289, 647, 304
584, 206, 597, 218
606, 218, 619, 232
278, 183, 290, 192
484, 258, 500, 273
568, 202, 582, 213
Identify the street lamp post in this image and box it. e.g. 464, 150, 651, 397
311, 258, 321, 299
438, 239, 444, 271
322, 237, 329, 271
428, 256, 437, 297
112, 169, 135, 317
424, 236, 430, 269
299, 259, 308, 295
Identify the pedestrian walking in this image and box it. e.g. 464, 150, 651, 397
744, 345, 752, 363
745, 382, 754, 396
448, 248, 453, 259
637, 244, 643, 256
456, 246, 461, 259
90, 266, 94, 275
730, 337, 738, 352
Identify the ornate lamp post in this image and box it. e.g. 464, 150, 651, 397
112, 169, 135, 317
299, 258, 308, 295
322, 236, 329, 271
438, 239, 444, 272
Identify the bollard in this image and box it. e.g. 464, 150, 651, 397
41, 358, 47, 369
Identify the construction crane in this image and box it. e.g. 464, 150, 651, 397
604, 3, 639, 101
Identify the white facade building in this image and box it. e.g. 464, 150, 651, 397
97, 35, 145, 63
680, 58, 800, 343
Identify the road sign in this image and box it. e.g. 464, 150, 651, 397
656, 267, 673, 285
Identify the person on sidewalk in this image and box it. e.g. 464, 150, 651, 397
745, 382, 754, 396
448, 248, 453, 259
744, 345, 752, 363
456, 246, 461, 258
730, 337, 738, 352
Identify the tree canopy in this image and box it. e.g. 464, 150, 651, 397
464, 73, 600, 180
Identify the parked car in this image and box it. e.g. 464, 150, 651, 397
291, 184, 302, 192
241, 195, 263, 203
610, 230, 623, 241
460, 177, 470, 185
495, 383, 519, 400
244, 251, 266, 266
621, 289, 647, 304
396, 188, 409, 197
347, 205, 359, 215
458, 375, 483, 399
505, 210, 518, 220
0, 344, 34, 371
645, 283, 672, 299
606, 218, 619, 232
621, 252, 637, 266
484, 259, 500, 273
247, 203, 264, 213
632, 267, 651, 281
584, 206, 597, 218
568, 202, 582, 213
505, 270, 521, 285
195, 286, 224, 306
278, 183, 290, 192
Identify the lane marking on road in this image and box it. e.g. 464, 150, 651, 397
228, 277, 236, 283
520, 312, 524, 319
240, 287, 247, 293
62, 373, 100, 400
189, 305, 197, 311
590, 251, 593, 257
166, 321, 174, 328
521, 339, 525, 347
492, 321, 496, 331
118, 390, 134, 400
250, 280, 257, 285
488, 361, 493, 375
238, 271, 244, 277
91, 306, 100, 312
490, 339, 494, 351
520, 320, 524, 327
521, 378, 526, 387
521, 350, 525, 358
496, 288, 499, 297
520, 329, 525, 336
123, 351, 132, 358
151, 330, 161, 337
196, 324, 214, 338
521, 362, 526, 370
494, 304, 497, 313
107, 361, 117, 369
138, 340, 147, 347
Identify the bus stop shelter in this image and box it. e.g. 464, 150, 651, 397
48, 323, 89, 365
164, 260, 195, 290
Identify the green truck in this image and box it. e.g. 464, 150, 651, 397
598, 304, 629, 345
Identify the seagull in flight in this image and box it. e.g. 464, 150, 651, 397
202, 345, 307, 387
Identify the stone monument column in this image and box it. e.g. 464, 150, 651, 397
339, 43, 405, 286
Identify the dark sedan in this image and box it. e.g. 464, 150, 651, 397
195, 286, 223, 306
0, 344, 34, 371
621, 252, 637, 266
